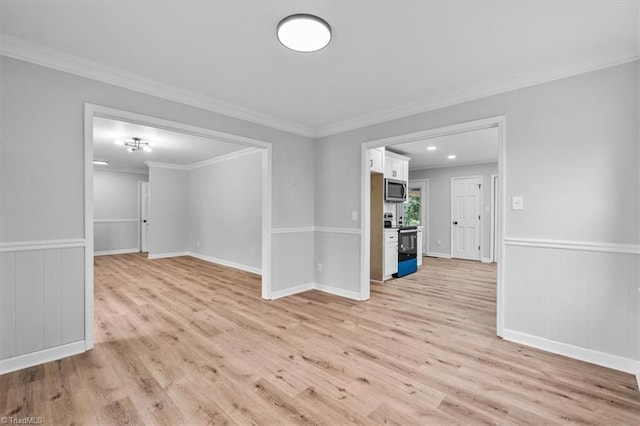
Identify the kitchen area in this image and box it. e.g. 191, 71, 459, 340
369, 148, 423, 282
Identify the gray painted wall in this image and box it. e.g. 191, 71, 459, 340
188, 151, 262, 270
314, 61, 639, 365
148, 166, 188, 255
93, 170, 147, 253
410, 162, 498, 259
0, 56, 314, 364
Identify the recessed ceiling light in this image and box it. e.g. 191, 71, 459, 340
277, 14, 331, 53
447, 154, 456, 159
427, 146, 436, 151
93, 160, 109, 166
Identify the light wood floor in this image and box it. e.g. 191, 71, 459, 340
1, 254, 639, 425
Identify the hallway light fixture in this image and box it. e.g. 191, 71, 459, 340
277, 14, 331, 52
92, 160, 109, 165
115, 137, 152, 153
447, 154, 456, 159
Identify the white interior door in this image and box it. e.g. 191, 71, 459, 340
140, 181, 150, 253
451, 177, 481, 260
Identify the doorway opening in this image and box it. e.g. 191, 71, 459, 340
83, 104, 273, 350
360, 116, 505, 336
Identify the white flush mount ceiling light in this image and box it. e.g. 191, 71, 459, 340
115, 137, 152, 153
447, 154, 456, 159
277, 14, 331, 52
427, 146, 437, 151
92, 160, 109, 166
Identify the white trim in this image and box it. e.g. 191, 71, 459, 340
94, 248, 140, 256
147, 251, 190, 259
271, 227, 315, 234
410, 160, 498, 172
145, 148, 260, 171
504, 237, 640, 255
481, 258, 493, 263
188, 252, 261, 275
145, 161, 187, 170
94, 167, 148, 175
314, 283, 365, 301
186, 148, 259, 170
314, 227, 361, 235
316, 49, 639, 137
0, 341, 85, 375
426, 251, 453, 259
361, 115, 506, 337
502, 329, 639, 375
269, 282, 315, 300
490, 174, 498, 263
450, 175, 483, 261
93, 218, 138, 224
0, 239, 86, 252
1, 35, 315, 138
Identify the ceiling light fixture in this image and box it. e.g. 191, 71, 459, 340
92, 160, 109, 166
277, 14, 331, 53
427, 146, 437, 151
115, 137, 152, 153
447, 154, 456, 159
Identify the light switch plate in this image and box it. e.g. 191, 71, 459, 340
352, 210, 358, 221
512, 196, 524, 210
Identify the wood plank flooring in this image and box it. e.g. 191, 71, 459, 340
1, 254, 639, 425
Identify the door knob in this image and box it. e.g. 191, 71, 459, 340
453, 221, 458, 225
143, 220, 147, 223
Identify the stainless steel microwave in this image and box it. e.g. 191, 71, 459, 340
385, 178, 407, 202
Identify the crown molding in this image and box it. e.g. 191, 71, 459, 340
2, 35, 637, 140
186, 147, 258, 170
93, 166, 148, 175
0, 35, 316, 138
409, 160, 498, 172
145, 147, 260, 171
315, 47, 640, 138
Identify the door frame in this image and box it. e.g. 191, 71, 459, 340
490, 173, 498, 262
450, 175, 482, 260
84, 103, 273, 350
408, 179, 429, 254
360, 115, 506, 336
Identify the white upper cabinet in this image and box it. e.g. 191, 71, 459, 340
369, 147, 385, 174
384, 151, 410, 181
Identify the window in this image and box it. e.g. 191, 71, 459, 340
404, 188, 421, 226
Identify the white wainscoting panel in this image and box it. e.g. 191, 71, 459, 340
504, 241, 639, 371
0, 244, 85, 362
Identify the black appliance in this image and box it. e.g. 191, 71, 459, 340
385, 178, 407, 202
393, 226, 418, 278
383, 212, 394, 228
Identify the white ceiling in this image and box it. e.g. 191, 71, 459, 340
2, 1, 638, 135
388, 127, 499, 170
93, 117, 247, 171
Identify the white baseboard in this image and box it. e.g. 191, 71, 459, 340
502, 329, 639, 375
481, 257, 493, 263
0, 341, 86, 375
94, 248, 140, 256
270, 282, 315, 300
188, 251, 261, 275
426, 251, 452, 259
314, 283, 364, 301
147, 251, 190, 259
269, 282, 364, 301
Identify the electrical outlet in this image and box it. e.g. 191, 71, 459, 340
437, 240, 442, 245
317, 263, 323, 272
196, 241, 200, 248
